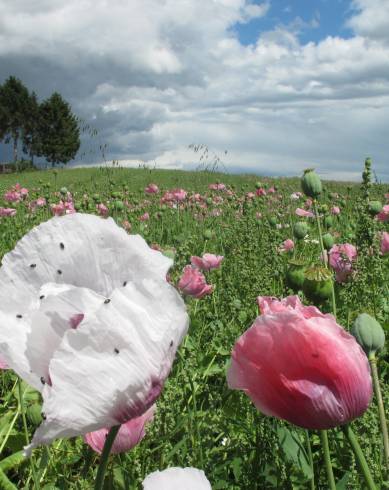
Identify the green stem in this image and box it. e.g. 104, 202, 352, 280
369, 356, 389, 472
319, 430, 336, 490
17, 380, 40, 490
305, 430, 315, 490
342, 425, 377, 490
313, 201, 337, 318
94, 425, 120, 490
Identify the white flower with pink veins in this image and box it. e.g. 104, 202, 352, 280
0, 213, 189, 454
143, 467, 212, 489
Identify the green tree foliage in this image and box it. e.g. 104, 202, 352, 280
0, 76, 30, 169
22, 91, 40, 165
37, 92, 80, 166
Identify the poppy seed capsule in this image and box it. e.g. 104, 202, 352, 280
293, 222, 309, 240
322, 233, 335, 250
352, 313, 385, 359
368, 201, 382, 216
301, 169, 322, 199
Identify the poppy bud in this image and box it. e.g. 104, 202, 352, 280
293, 222, 308, 240
322, 233, 335, 250
368, 201, 382, 216
352, 313, 385, 359
301, 169, 322, 199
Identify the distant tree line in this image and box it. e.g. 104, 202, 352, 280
0, 76, 80, 171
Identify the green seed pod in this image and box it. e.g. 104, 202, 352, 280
60, 187, 68, 195
92, 193, 100, 201
323, 216, 333, 229
268, 216, 278, 228
301, 169, 322, 199
322, 233, 335, 250
352, 313, 385, 358
303, 266, 333, 304
368, 201, 382, 216
293, 222, 309, 240
113, 200, 124, 211
286, 259, 307, 292
162, 248, 175, 260
26, 403, 43, 426
255, 181, 263, 189
203, 229, 213, 240
206, 197, 213, 205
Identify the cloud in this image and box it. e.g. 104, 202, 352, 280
0, 0, 388, 181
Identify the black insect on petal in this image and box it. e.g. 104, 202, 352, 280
57, 269, 62, 275
59, 242, 65, 250
41, 412, 47, 420
104, 298, 111, 304
40, 295, 45, 300
123, 281, 127, 287
40, 376, 46, 385
16, 314, 22, 319
114, 348, 120, 354
170, 340, 173, 347
30, 263, 36, 268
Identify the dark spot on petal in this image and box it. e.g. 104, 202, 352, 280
312, 352, 319, 359
60, 242, 65, 249
170, 340, 173, 347
114, 348, 120, 354
16, 314, 22, 319
123, 281, 127, 287
104, 298, 111, 304
41, 412, 46, 420
40, 295, 45, 300
30, 263, 36, 268
57, 269, 62, 275
40, 376, 46, 385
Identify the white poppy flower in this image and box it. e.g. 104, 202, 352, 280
0, 214, 189, 454
143, 467, 212, 489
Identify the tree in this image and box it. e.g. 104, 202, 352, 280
0, 76, 30, 169
22, 91, 41, 166
38, 92, 80, 166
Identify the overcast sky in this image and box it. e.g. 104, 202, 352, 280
0, 0, 388, 181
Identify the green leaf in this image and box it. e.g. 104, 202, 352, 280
0, 452, 25, 473
336, 472, 350, 489
277, 426, 313, 480
0, 468, 18, 490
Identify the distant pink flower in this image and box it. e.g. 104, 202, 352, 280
0, 207, 17, 217
295, 208, 314, 218
36, 197, 46, 207
380, 231, 389, 255
178, 266, 213, 299
246, 192, 255, 199
290, 192, 302, 200
20, 188, 29, 197
331, 206, 341, 215
145, 183, 159, 194
329, 243, 357, 283
4, 191, 21, 203
191, 253, 224, 271
209, 183, 226, 191
140, 212, 150, 222
171, 189, 187, 202
96, 203, 109, 217
268, 187, 276, 193
51, 203, 66, 216
279, 239, 294, 253
377, 204, 389, 222
122, 220, 132, 232
256, 188, 266, 197
227, 295, 372, 430
84, 405, 155, 454
305, 198, 313, 208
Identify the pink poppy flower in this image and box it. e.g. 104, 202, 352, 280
145, 184, 159, 194
209, 183, 226, 191
290, 192, 303, 200
377, 204, 389, 222
246, 192, 255, 199
279, 239, 294, 253
84, 405, 155, 454
96, 203, 109, 217
171, 189, 187, 202
51, 202, 66, 216
268, 186, 276, 193
227, 296, 372, 430
256, 188, 266, 197
143, 467, 211, 489
4, 191, 21, 203
178, 266, 213, 299
140, 212, 150, 221
380, 231, 389, 255
295, 208, 314, 218
20, 188, 29, 197
121, 220, 132, 232
190, 253, 224, 271
0, 208, 17, 217
331, 206, 341, 215
329, 243, 357, 283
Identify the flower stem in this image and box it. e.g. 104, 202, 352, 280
94, 425, 120, 490
17, 380, 40, 490
369, 355, 389, 472
319, 430, 336, 490
342, 424, 377, 490
305, 430, 315, 490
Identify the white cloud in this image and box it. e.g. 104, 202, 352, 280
0, 0, 389, 181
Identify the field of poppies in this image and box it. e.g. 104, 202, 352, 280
0, 160, 388, 489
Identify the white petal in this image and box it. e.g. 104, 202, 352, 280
26, 277, 188, 453
142, 467, 212, 490
0, 213, 172, 389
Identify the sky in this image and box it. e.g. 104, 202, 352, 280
0, 0, 388, 182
